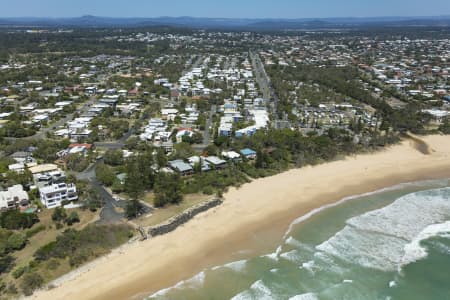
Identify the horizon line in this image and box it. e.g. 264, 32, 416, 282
1, 14, 450, 20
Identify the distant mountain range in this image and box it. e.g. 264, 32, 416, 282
0, 15, 450, 30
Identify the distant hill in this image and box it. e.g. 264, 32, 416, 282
0, 15, 449, 30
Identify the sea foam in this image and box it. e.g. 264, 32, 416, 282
146, 271, 205, 299
401, 221, 450, 267
223, 259, 248, 272
316, 188, 450, 271
289, 292, 318, 300
231, 279, 275, 300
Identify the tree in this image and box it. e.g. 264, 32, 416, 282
95, 164, 116, 186
4, 170, 32, 187
84, 187, 104, 212
33, 139, 70, 163
203, 144, 219, 156
172, 142, 195, 159
255, 150, 264, 169
125, 137, 139, 150
103, 149, 124, 166
156, 148, 167, 169
124, 159, 146, 200
51, 207, 67, 223
66, 212, 80, 226
124, 153, 155, 200
154, 173, 183, 207
125, 200, 145, 219
66, 153, 90, 172
111, 180, 124, 193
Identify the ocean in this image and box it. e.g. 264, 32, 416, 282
147, 179, 450, 300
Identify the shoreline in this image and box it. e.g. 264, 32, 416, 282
30, 135, 450, 300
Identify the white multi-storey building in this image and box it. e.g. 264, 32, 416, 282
0, 185, 30, 211
39, 183, 78, 209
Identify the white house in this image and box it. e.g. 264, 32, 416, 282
0, 185, 30, 211
39, 183, 78, 209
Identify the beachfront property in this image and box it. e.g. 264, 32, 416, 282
187, 156, 212, 172
204, 156, 227, 170
39, 183, 78, 209
240, 148, 257, 160
222, 151, 242, 162
168, 159, 194, 176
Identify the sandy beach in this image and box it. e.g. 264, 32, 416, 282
30, 135, 450, 300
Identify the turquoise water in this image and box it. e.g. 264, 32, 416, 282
147, 179, 450, 300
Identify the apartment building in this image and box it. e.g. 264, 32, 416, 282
39, 183, 78, 209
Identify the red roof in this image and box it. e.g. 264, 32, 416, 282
68, 143, 93, 149
178, 128, 193, 132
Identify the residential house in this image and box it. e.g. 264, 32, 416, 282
10, 151, 33, 164
205, 156, 227, 170
176, 128, 194, 143
240, 148, 257, 160
39, 183, 78, 209
221, 151, 242, 162
8, 163, 25, 173
188, 156, 211, 172
168, 160, 194, 176
0, 185, 30, 211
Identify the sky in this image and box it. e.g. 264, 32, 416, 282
1, 0, 449, 19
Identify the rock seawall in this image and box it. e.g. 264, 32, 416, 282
148, 198, 223, 237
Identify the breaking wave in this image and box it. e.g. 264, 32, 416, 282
316, 188, 450, 271
147, 181, 450, 300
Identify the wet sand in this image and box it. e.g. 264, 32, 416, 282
30, 135, 450, 300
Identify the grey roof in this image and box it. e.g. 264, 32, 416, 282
10, 151, 32, 158
205, 156, 227, 166
168, 160, 193, 173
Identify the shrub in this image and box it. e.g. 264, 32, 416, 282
6, 233, 27, 251
12, 265, 28, 279
46, 259, 60, 270
20, 272, 44, 296
0, 255, 15, 274
34, 225, 133, 265
0, 210, 39, 230
202, 186, 214, 195
34, 241, 57, 261
66, 212, 80, 226
7, 283, 17, 294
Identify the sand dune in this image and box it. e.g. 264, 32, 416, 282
29, 135, 450, 300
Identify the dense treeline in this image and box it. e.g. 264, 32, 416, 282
34, 224, 132, 266
231, 127, 398, 171
0, 210, 39, 230
267, 65, 432, 133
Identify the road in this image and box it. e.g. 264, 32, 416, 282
74, 159, 125, 224
91, 178, 125, 225
250, 50, 282, 124
182, 55, 204, 76
250, 51, 272, 101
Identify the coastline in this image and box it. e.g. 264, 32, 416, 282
30, 135, 450, 300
